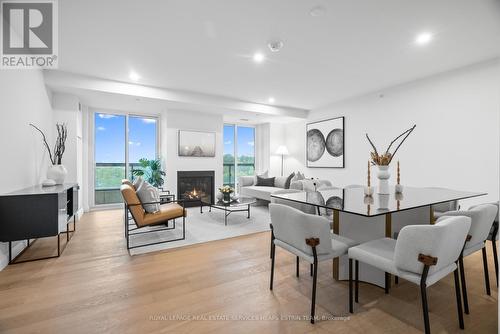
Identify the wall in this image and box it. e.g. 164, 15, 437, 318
0, 70, 53, 269
283, 60, 500, 207
164, 110, 223, 196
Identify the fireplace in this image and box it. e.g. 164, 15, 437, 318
177, 171, 215, 207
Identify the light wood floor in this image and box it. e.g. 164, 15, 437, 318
0, 209, 497, 334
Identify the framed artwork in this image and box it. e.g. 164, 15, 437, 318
178, 130, 216, 157
306, 116, 344, 168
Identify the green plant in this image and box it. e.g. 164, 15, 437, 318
132, 158, 166, 188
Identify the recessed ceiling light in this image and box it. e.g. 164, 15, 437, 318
240, 118, 249, 122
415, 32, 433, 45
253, 52, 265, 63
129, 71, 140, 81
268, 97, 275, 104
268, 40, 284, 52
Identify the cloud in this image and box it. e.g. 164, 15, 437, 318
98, 114, 116, 119
248, 141, 254, 146
128, 141, 141, 146
224, 140, 232, 145
96, 126, 106, 131
142, 118, 156, 124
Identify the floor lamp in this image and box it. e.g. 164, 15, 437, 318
275, 145, 289, 176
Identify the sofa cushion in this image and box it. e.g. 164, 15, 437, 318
274, 176, 288, 189
256, 176, 275, 187
240, 186, 284, 201
142, 203, 186, 227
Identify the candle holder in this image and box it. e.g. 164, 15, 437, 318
364, 186, 374, 196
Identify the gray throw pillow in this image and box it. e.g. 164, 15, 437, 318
256, 176, 275, 187
274, 176, 287, 189
285, 172, 295, 189
133, 176, 144, 190
136, 181, 160, 213
239, 176, 255, 187
253, 171, 268, 185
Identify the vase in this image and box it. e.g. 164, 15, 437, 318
223, 192, 231, 203
377, 165, 390, 194
47, 164, 67, 185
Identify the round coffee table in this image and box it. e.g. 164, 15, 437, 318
206, 197, 257, 225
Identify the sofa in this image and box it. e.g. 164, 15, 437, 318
238, 173, 333, 201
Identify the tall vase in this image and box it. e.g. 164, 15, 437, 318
377, 165, 390, 194
47, 164, 67, 185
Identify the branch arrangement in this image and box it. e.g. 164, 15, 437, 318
30, 123, 68, 165
366, 124, 416, 166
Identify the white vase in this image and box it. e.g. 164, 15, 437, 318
47, 165, 67, 185
377, 165, 390, 194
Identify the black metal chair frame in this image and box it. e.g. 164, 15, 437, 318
125, 200, 186, 250
269, 224, 321, 324
349, 250, 465, 334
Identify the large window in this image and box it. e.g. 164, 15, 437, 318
223, 125, 255, 188
94, 113, 158, 205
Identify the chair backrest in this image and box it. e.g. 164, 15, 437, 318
269, 203, 332, 256
271, 189, 317, 214
120, 184, 145, 225
394, 216, 471, 275
439, 204, 498, 246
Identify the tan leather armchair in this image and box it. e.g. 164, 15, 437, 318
120, 180, 186, 250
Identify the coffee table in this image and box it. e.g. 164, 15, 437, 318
205, 197, 257, 225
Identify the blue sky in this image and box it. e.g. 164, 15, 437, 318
95, 113, 157, 163
223, 125, 255, 157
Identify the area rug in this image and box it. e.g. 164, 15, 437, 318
129, 204, 271, 255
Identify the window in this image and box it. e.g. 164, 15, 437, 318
223, 125, 255, 188
94, 113, 158, 205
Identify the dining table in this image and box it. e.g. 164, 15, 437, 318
271, 186, 487, 288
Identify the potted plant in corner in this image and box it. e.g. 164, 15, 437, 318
131, 158, 166, 188
30, 123, 68, 185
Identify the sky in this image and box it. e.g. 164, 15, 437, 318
95, 113, 157, 163
223, 125, 255, 158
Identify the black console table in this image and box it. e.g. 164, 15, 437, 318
0, 183, 79, 264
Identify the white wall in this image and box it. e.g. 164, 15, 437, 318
283, 60, 500, 207
0, 70, 53, 269
164, 109, 223, 195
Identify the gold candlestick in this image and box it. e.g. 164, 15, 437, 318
397, 161, 400, 185
367, 160, 371, 187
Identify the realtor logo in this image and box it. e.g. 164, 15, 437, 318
1, 0, 58, 69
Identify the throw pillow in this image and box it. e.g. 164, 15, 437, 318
284, 172, 295, 189
274, 176, 288, 189
253, 171, 268, 185
239, 175, 255, 187
136, 181, 160, 213
133, 176, 144, 190
256, 176, 275, 187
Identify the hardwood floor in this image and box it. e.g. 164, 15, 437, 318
0, 209, 497, 333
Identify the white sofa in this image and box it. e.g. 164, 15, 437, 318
238, 174, 333, 201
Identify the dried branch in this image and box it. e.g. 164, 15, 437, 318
365, 133, 379, 156
29, 123, 55, 164
387, 124, 416, 164
384, 124, 416, 156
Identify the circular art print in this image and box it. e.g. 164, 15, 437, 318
306, 129, 326, 162
326, 128, 344, 157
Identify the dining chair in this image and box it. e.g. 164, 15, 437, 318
269, 203, 357, 323
437, 203, 498, 314
486, 202, 499, 286
348, 215, 471, 334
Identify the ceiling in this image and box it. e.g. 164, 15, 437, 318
56, 0, 500, 110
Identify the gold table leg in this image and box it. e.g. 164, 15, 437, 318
429, 206, 435, 225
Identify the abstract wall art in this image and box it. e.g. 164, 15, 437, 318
306, 117, 344, 168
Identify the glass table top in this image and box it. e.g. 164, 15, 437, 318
212, 197, 257, 207
271, 186, 486, 217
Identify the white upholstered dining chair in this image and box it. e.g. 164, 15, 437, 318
269, 203, 357, 324
348, 215, 471, 334
437, 203, 498, 314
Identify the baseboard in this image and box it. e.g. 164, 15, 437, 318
0, 240, 28, 271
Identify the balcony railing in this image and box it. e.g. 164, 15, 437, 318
223, 162, 255, 188
94, 162, 141, 205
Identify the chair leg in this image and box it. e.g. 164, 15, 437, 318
453, 266, 465, 330
270, 243, 276, 290
311, 259, 318, 324
355, 260, 359, 303
458, 257, 469, 314
310, 263, 313, 277
296, 256, 299, 277
385, 272, 390, 294
482, 247, 491, 296
349, 259, 353, 313
395, 276, 399, 285
420, 283, 431, 334
492, 239, 499, 287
